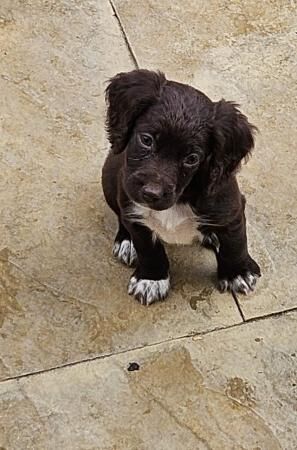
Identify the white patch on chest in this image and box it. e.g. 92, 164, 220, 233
131, 203, 203, 245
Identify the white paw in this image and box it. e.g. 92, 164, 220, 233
128, 276, 170, 305
113, 240, 137, 266
219, 272, 259, 295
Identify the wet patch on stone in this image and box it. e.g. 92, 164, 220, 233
225, 376, 257, 407
128, 347, 281, 449
189, 287, 214, 311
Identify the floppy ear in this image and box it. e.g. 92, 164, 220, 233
208, 100, 257, 193
105, 69, 166, 154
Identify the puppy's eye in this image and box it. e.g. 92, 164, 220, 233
183, 153, 200, 167
139, 133, 153, 148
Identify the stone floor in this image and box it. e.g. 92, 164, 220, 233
0, 0, 296, 448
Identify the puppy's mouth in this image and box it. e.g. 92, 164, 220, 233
139, 188, 177, 211
132, 194, 176, 211
142, 199, 175, 211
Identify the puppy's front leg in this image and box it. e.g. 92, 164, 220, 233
124, 221, 170, 305
213, 212, 261, 295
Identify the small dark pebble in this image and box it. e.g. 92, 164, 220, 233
127, 362, 140, 372
255, 337, 261, 342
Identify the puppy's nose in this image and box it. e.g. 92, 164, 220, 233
142, 184, 164, 202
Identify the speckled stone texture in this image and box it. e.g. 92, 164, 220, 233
0, 0, 297, 448
1, 313, 296, 449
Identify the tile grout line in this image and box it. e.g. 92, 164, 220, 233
108, 0, 139, 69
231, 290, 245, 322
244, 304, 297, 323
1, 305, 297, 385
0, 327, 233, 384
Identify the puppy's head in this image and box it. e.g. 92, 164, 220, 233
106, 70, 256, 210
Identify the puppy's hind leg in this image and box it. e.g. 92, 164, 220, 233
113, 222, 137, 267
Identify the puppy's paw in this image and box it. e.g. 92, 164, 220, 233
202, 232, 220, 253
128, 275, 170, 305
218, 272, 260, 295
218, 256, 261, 295
113, 239, 137, 267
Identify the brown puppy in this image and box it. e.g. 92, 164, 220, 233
102, 69, 261, 305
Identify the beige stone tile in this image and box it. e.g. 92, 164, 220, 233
0, 242, 241, 381
113, 0, 295, 82
0, 0, 241, 380
1, 312, 296, 449
114, 0, 297, 317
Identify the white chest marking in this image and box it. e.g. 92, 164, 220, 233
131, 203, 203, 245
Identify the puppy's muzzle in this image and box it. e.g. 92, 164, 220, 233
141, 182, 175, 210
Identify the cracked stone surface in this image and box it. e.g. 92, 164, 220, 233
0, 0, 242, 380
1, 312, 296, 449
1, 0, 297, 448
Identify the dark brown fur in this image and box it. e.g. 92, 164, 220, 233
102, 69, 261, 305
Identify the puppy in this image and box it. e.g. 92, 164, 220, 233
102, 69, 261, 305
